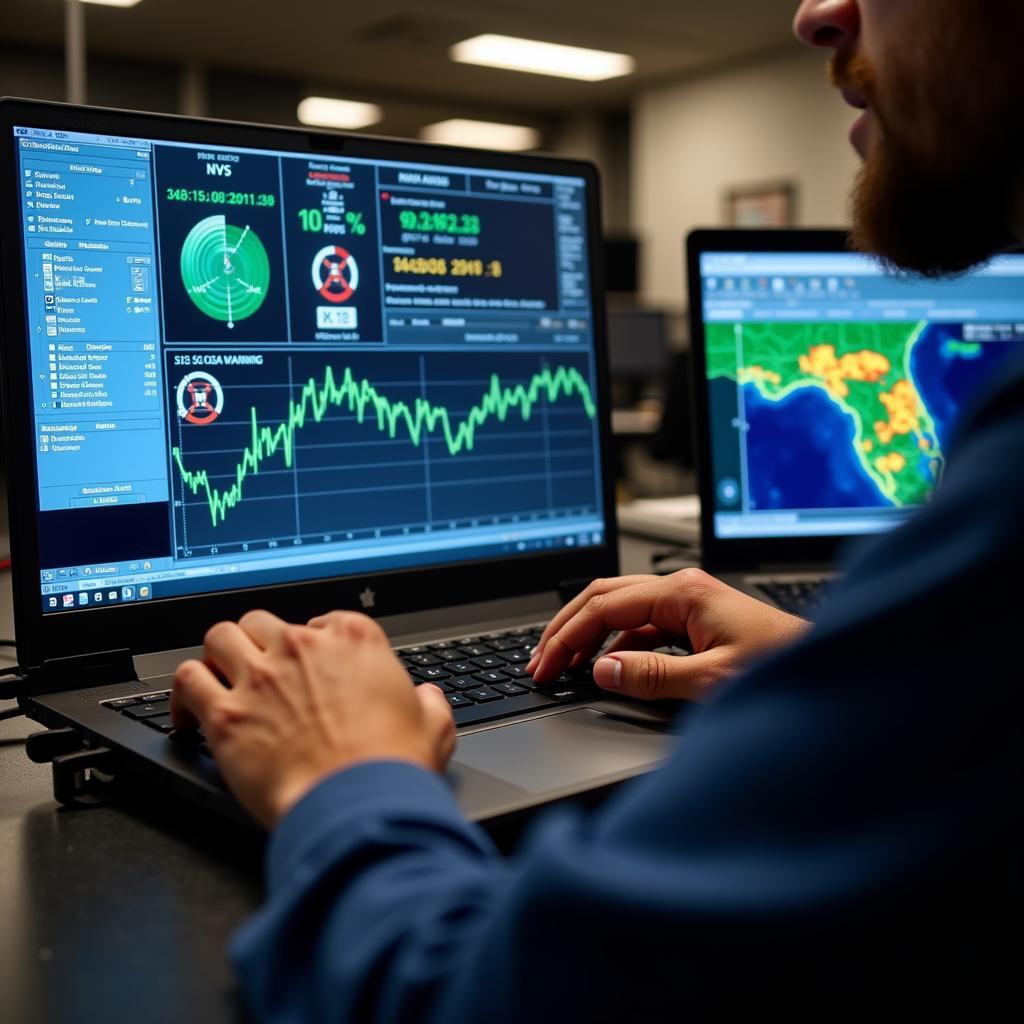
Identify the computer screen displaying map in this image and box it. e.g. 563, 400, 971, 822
699, 250, 1024, 540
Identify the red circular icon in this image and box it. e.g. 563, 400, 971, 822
313, 245, 359, 303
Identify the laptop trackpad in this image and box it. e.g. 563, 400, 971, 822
452, 708, 669, 797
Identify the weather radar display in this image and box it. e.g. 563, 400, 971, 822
180, 215, 270, 326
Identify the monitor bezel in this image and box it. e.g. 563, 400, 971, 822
0, 97, 618, 672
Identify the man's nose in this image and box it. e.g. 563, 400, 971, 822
793, 0, 860, 49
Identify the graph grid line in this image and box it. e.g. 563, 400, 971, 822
173, 363, 596, 527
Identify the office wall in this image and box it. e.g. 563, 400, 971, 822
632, 47, 860, 309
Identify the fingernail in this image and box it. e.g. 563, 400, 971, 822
593, 657, 622, 690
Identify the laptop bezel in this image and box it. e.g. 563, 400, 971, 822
687, 227, 861, 573
0, 97, 619, 673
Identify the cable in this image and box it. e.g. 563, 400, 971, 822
0, 670, 26, 703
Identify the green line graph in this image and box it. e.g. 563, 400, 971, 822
173, 364, 597, 527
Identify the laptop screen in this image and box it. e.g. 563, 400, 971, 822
12, 125, 606, 616
697, 247, 1024, 542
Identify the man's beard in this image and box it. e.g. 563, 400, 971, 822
833, 31, 1023, 278
850, 131, 1017, 278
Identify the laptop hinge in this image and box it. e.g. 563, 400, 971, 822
28, 648, 138, 698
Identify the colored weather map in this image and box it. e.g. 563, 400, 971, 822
707, 321, 947, 509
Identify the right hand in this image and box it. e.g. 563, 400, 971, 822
527, 568, 810, 702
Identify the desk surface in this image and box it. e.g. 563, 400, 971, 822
0, 536, 661, 1024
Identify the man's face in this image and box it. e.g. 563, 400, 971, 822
794, 0, 1024, 276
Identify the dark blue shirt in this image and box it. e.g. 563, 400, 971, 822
231, 362, 1022, 1021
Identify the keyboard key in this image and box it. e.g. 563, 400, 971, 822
401, 646, 429, 654
405, 653, 443, 667
449, 676, 481, 691
451, 691, 557, 726
138, 693, 170, 704
498, 650, 530, 664
124, 703, 172, 720
456, 636, 483, 646
474, 670, 506, 685
428, 640, 459, 651
502, 664, 532, 679
493, 681, 528, 696
471, 655, 502, 669
142, 714, 175, 733
411, 666, 451, 682
460, 645, 490, 658
546, 688, 589, 703
488, 638, 520, 650
464, 688, 504, 703
442, 661, 475, 676
446, 693, 474, 708
104, 697, 139, 709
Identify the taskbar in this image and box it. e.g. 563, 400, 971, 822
714, 508, 917, 539
39, 516, 606, 614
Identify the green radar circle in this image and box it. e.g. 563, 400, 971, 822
180, 214, 270, 327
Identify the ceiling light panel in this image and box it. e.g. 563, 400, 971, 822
297, 97, 383, 130
420, 119, 541, 152
71, 1, 145, 8
450, 34, 635, 82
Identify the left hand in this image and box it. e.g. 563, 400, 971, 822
170, 609, 456, 828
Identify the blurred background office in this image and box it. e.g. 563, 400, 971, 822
0, 0, 859, 503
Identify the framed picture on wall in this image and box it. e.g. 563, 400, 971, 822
724, 180, 797, 227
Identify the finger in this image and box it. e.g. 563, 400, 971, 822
416, 684, 457, 769
592, 649, 728, 702
237, 609, 291, 651
171, 658, 229, 732
532, 575, 703, 683
307, 610, 388, 644
528, 575, 657, 672
203, 620, 263, 685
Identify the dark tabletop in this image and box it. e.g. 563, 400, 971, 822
0, 535, 666, 1024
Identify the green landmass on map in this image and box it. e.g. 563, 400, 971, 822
943, 339, 982, 358
706, 321, 943, 506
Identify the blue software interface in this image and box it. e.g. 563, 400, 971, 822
699, 250, 1024, 540
14, 126, 605, 615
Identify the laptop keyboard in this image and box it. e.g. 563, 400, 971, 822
754, 580, 829, 618
100, 622, 598, 758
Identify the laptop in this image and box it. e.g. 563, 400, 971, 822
0, 98, 671, 826
687, 228, 1024, 618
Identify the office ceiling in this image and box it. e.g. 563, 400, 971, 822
0, 0, 803, 112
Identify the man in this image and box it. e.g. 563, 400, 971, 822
172, 1, 1023, 1018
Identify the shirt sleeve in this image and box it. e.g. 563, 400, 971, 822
230, 365, 1024, 1024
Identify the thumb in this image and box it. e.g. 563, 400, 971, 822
592, 650, 729, 702
416, 684, 457, 769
